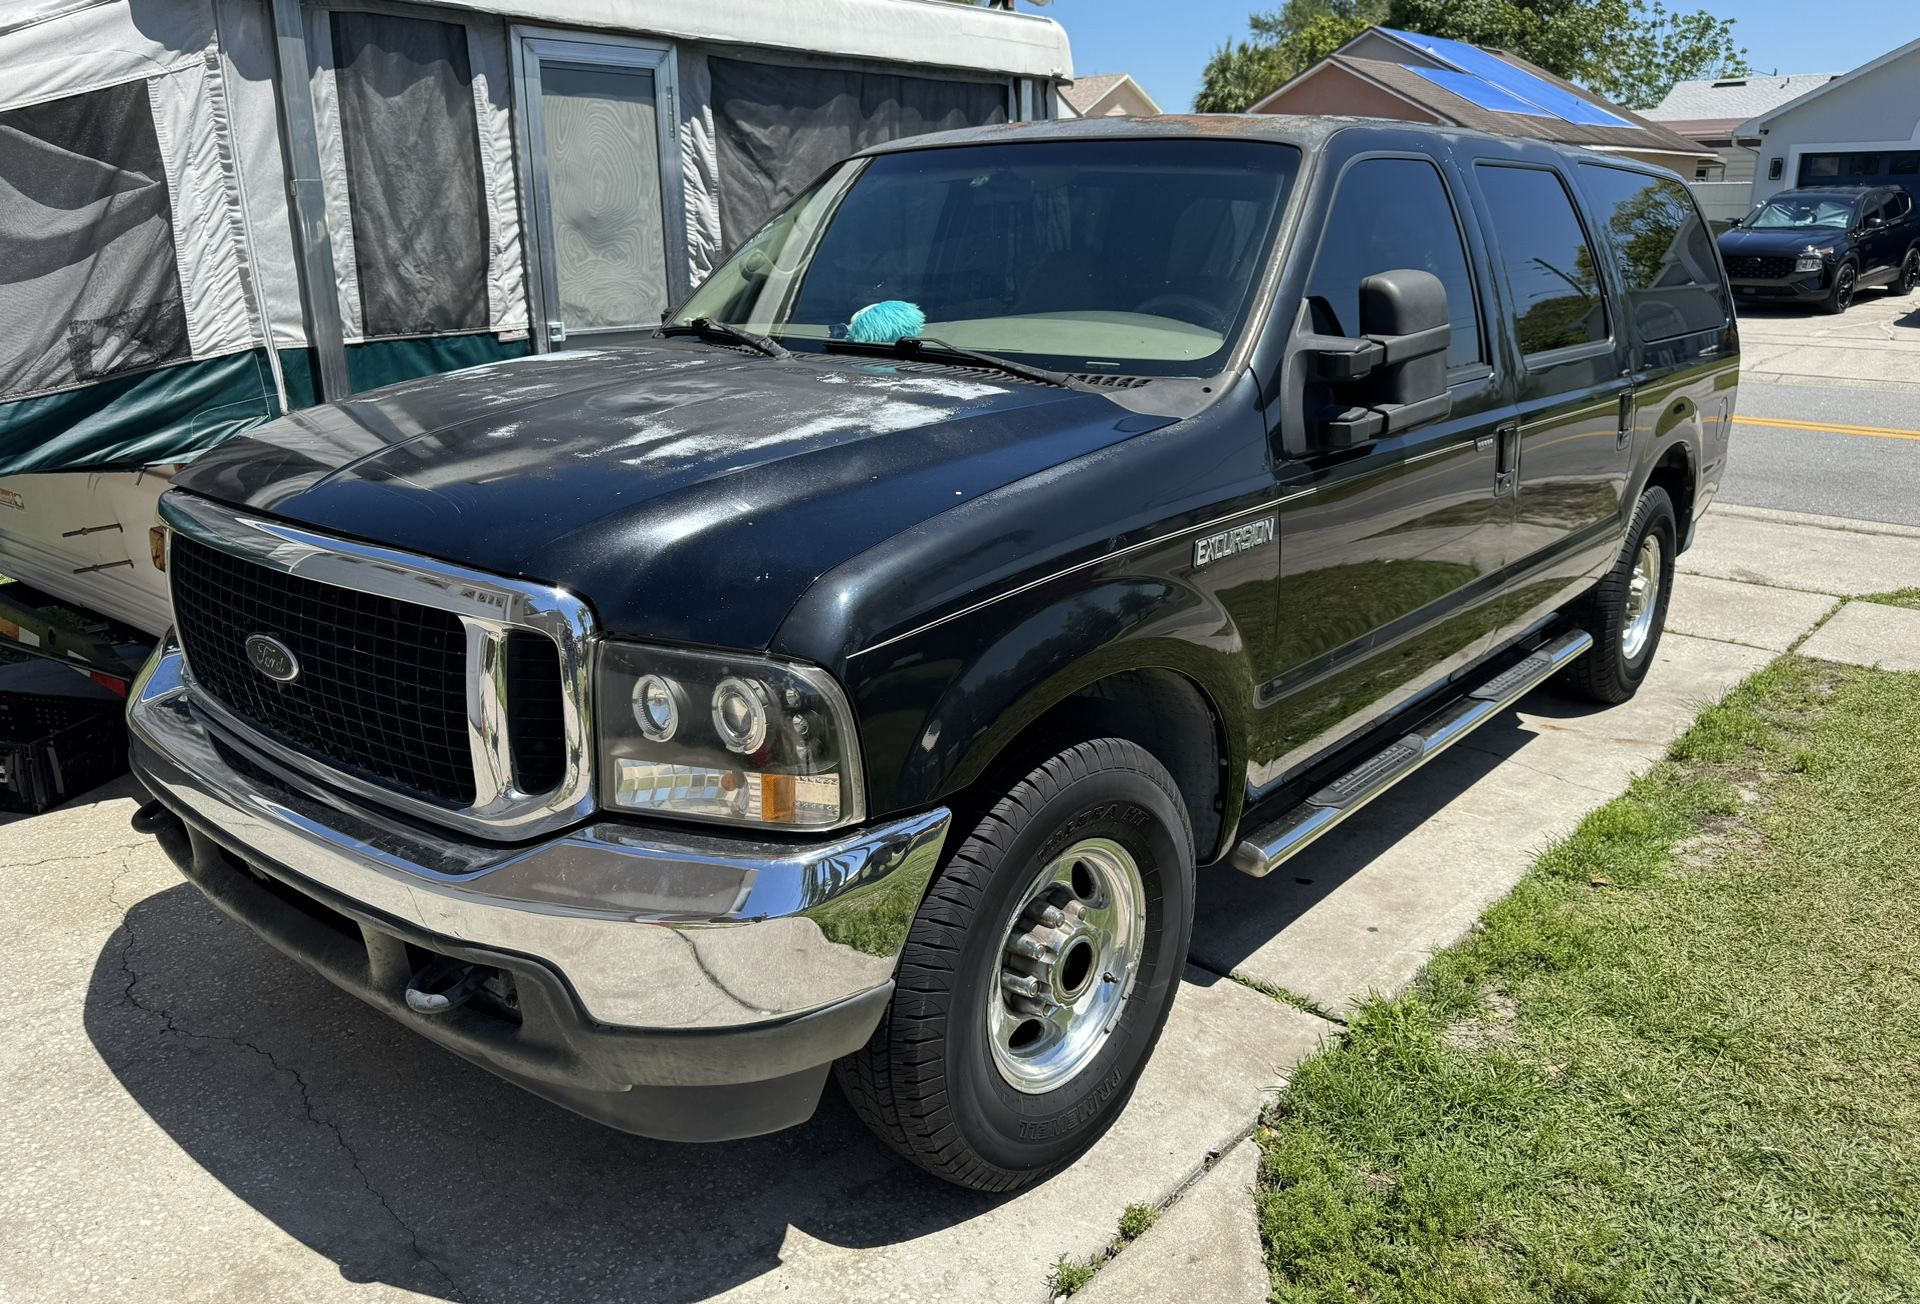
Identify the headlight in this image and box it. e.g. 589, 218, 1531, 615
1795, 251, 1827, 272
597, 642, 864, 829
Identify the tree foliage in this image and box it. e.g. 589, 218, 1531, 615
1195, 0, 1749, 113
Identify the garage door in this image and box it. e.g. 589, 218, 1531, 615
1800, 151, 1920, 204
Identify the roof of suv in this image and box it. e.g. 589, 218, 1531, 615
856, 112, 1657, 170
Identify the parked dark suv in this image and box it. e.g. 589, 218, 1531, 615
1718, 184, 1920, 313
128, 116, 1735, 1191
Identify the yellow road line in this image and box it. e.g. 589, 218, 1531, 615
1732, 414, 1920, 443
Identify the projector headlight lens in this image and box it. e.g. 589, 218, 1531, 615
597, 644, 863, 829
631, 673, 682, 742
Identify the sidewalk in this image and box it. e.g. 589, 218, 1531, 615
1080, 502, 1920, 1303
7, 505, 1920, 1304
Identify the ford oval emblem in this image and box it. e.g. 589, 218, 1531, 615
245, 633, 300, 683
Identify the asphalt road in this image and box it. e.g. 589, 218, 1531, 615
1722, 377, 1920, 528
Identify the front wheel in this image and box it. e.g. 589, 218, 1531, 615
838, 738, 1194, 1191
1821, 261, 1858, 314
1559, 486, 1677, 705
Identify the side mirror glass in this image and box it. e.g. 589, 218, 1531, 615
1302, 268, 1453, 449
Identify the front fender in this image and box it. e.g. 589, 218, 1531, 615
840, 565, 1260, 832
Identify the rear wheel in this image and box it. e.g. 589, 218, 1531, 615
1895, 249, 1920, 296
1821, 261, 1858, 314
1559, 486, 1677, 705
838, 738, 1194, 1191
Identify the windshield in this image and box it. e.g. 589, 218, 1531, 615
672, 139, 1301, 378
1747, 196, 1857, 230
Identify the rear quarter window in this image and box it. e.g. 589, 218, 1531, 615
1576, 164, 1729, 342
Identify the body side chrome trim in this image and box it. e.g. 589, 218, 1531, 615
160, 491, 596, 841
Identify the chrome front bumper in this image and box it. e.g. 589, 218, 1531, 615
127, 643, 948, 1033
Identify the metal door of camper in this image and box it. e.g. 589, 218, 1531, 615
513, 33, 687, 349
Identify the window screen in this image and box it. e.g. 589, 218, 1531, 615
1475, 164, 1608, 356
1577, 165, 1726, 341
0, 80, 188, 400
331, 12, 488, 338
710, 58, 1009, 251
1304, 157, 1483, 369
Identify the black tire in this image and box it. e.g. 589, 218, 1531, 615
1559, 486, 1677, 705
1895, 249, 1920, 296
837, 738, 1195, 1191
1820, 261, 1858, 314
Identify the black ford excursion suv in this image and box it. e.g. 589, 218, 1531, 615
129, 117, 1735, 1191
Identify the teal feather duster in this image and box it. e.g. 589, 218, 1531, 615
846, 299, 925, 344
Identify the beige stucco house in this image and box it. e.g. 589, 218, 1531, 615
1060, 72, 1160, 118
1251, 27, 1716, 178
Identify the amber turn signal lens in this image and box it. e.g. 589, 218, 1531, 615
149, 526, 167, 572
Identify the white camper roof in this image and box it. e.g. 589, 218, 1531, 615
435, 0, 1072, 80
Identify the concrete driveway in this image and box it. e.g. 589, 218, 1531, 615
6, 506, 1918, 1304
1733, 283, 1920, 386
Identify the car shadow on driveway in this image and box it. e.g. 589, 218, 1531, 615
1187, 688, 1593, 987
85, 881, 999, 1303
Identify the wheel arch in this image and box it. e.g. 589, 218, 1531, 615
847, 574, 1256, 867
1644, 438, 1696, 551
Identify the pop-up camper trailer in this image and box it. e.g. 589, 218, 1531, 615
0, 0, 1070, 643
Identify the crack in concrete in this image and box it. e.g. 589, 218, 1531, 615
1, 842, 149, 872
105, 859, 465, 1301
1190, 957, 1349, 1027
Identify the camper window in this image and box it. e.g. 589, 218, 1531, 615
0, 79, 189, 401
709, 58, 1009, 252
331, 11, 489, 339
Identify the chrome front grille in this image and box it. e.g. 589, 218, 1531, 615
171, 534, 478, 802
160, 492, 594, 840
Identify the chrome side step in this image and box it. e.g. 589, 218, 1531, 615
1227, 630, 1593, 878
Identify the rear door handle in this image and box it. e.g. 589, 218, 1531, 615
1492, 421, 1519, 497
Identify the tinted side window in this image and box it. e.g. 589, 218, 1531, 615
1577, 164, 1728, 341
1475, 164, 1607, 356
1305, 157, 1483, 369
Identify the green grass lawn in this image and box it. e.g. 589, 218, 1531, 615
1861, 588, 1920, 612
1256, 657, 1920, 1303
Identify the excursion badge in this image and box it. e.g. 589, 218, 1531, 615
1193, 514, 1276, 568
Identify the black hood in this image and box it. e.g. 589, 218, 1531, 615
174, 343, 1165, 650
1718, 226, 1850, 257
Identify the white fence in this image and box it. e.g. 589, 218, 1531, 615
1689, 180, 1753, 224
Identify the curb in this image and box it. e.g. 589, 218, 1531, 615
1710, 502, 1920, 541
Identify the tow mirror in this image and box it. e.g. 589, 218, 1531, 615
1302, 269, 1452, 449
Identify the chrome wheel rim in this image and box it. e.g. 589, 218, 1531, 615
988, 837, 1147, 1094
1621, 533, 1662, 661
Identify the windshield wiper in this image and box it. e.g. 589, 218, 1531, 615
658, 317, 792, 361
823, 335, 1081, 389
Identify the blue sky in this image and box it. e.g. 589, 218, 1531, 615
1034, 1, 1910, 112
